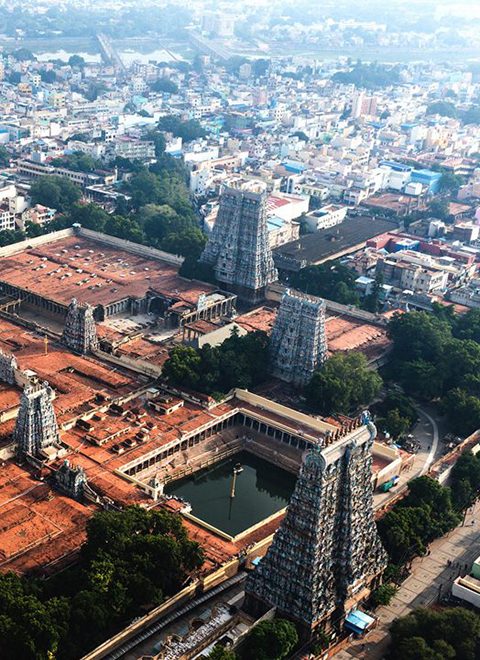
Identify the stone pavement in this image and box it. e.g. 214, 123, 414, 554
335, 500, 480, 659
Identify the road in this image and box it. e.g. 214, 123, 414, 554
419, 408, 439, 474
373, 406, 442, 510
336, 500, 480, 660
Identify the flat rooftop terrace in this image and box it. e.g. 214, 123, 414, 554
0, 461, 92, 575
273, 216, 398, 269
203, 305, 391, 362
0, 235, 216, 310
0, 317, 142, 428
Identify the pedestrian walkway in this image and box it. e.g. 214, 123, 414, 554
336, 500, 480, 659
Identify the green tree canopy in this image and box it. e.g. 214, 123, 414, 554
444, 388, 480, 437
241, 619, 298, 660
157, 115, 206, 143
290, 261, 360, 306
207, 645, 237, 660
388, 311, 452, 363
29, 175, 81, 211
439, 171, 464, 193
429, 198, 450, 221
389, 607, 480, 660
0, 145, 10, 167
0, 572, 70, 660
51, 151, 100, 172
379, 409, 411, 440
426, 101, 458, 118
450, 450, 480, 510
151, 78, 179, 94
377, 476, 460, 564
163, 330, 270, 396
68, 54, 86, 68
305, 351, 382, 415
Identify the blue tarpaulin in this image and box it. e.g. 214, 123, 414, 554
345, 609, 375, 635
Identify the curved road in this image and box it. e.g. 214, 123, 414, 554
418, 407, 439, 475
373, 406, 440, 511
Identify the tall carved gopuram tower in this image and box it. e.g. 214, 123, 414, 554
62, 298, 99, 354
15, 381, 60, 457
200, 179, 278, 303
270, 289, 328, 387
244, 413, 387, 634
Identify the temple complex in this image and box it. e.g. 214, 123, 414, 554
269, 289, 328, 387
200, 179, 278, 303
62, 298, 99, 354
244, 412, 388, 635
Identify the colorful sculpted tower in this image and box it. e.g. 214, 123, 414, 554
55, 460, 87, 499
0, 349, 18, 385
62, 298, 98, 354
15, 381, 60, 457
270, 289, 328, 387
200, 179, 278, 303
244, 413, 387, 633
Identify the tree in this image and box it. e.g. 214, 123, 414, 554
252, 58, 270, 78
241, 619, 298, 660
429, 198, 450, 221
461, 105, 480, 126
362, 273, 383, 313
162, 345, 202, 390
426, 101, 458, 118
0, 145, 9, 167
380, 409, 410, 440
454, 308, 480, 344
305, 352, 382, 415
29, 175, 81, 211
82, 506, 204, 607
11, 47, 35, 61
51, 151, 99, 173
0, 572, 70, 660
372, 392, 417, 428
370, 583, 397, 607
388, 312, 451, 364
389, 607, 480, 660
378, 476, 460, 564
157, 115, 206, 143
39, 69, 56, 84
207, 645, 236, 660
163, 331, 270, 396
151, 78, 179, 94
450, 450, 480, 510
68, 54, 86, 68
147, 130, 166, 158
439, 171, 464, 194
291, 131, 309, 142
291, 261, 360, 306
442, 388, 480, 437
104, 215, 144, 243
0, 229, 25, 247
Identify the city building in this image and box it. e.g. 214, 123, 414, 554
200, 179, 278, 303
270, 289, 328, 387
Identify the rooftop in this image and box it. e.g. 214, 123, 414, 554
273, 216, 398, 269
0, 235, 217, 310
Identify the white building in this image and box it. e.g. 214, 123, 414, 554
304, 204, 348, 232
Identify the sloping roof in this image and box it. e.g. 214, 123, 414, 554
273, 216, 398, 270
